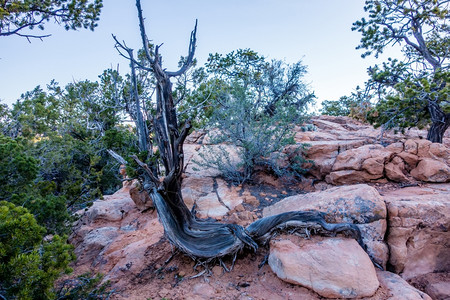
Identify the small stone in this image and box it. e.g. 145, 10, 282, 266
212, 265, 222, 276
244, 195, 259, 207
235, 204, 245, 212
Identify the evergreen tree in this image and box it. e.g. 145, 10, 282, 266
353, 0, 449, 142
0, 0, 103, 40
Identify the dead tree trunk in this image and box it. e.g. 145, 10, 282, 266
113, 0, 371, 267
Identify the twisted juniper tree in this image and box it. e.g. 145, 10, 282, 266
113, 0, 368, 265
353, 0, 449, 143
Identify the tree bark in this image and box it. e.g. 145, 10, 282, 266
427, 102, 450, 143
120, 0, 374, 268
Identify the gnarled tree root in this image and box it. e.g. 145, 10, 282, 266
150, 190, 371, 268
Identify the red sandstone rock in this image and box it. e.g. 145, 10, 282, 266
263, 184, 388, 267
269, 236, 379, 298
376, 270, 432, 300
386, 142, 404, 154
396, 152, 420, 170
129, 181, 153, 211
385, 156, 409, 182
325, 170, 382, 185
384, 184, 450, 280
404, 139, 418, 154
332, 144, 392, 172
410, 158, 450, 182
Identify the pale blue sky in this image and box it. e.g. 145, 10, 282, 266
0, 1, 400, 107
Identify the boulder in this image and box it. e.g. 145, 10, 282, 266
385, 156, 409, 182
408, 272, 450, 300
269, 236, 379, 298
74, 226, 119, 265
377, 271, 432, 300
295, 130, 337, 142
415, 139, 432, 157
85, 191, 135, 223
332, 144, 392, 173
404, 139, 418, 154
263, 184, 386, 224
195, 193, 229, 218
263, 184, 388, 267
182, 176, 244, 218
384, 185, 450, 279
185, 130, 206, 144
181, 176, 214, 210
303, 140, 366, 179
410, 158, 450, 182
311, 118, 347, 132
215, 178, 243, 210
306, 140, 367, 160
396, 152, 419, 170
362, 157, 385, 175
428, 142, 450, 164
325, 170, 383, 185
386, 142, 404, 154
129, 181, 153, 211
425, 281, 450, 300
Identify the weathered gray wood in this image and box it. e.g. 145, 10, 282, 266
114, 0, 371, 267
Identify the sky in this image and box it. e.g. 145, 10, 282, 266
0, 0, 401, 108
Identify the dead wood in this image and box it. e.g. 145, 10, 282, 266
113, 0, 371, 268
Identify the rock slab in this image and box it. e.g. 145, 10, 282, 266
384, 185, 450, 280
264, 184, 389, 267
269, 236, 379, 298
377, 270, 432, 300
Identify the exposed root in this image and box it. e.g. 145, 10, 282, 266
258, 254, 269, 269
189, 269, 207, 279
151, 189, 371, 272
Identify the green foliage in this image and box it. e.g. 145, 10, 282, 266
196, 90, 311, 184
177, 77, 229, 128
352, 0, 449, 60
352, 0, 449, 141
1, 71, 140, 233
321, 97, 352, 117
0, 201, 75, 300
0, 101, 12, 135
321, 87, 373, 122
368, 70, 450, 129
191, 49, 314, 183
0, 0, 103, 39
55, 272, 115, 299
5, 74, 138, 209
0, 134, 71, 234
176, 49, 315, 128
0, 66, 148, 300
11, 82, 62, 138
11, 192, 70, 235
0, 135, 38, 198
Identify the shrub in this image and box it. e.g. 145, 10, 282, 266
195, 86, 310, 184
55, 272, 115, 300
0, 201, 75, 300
